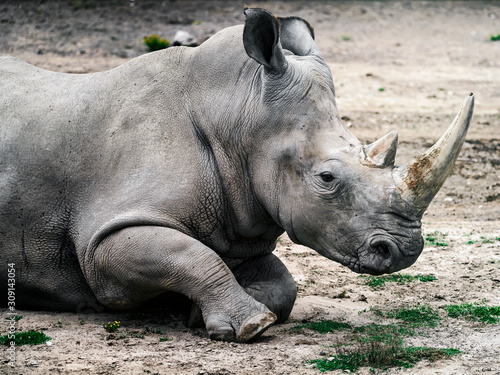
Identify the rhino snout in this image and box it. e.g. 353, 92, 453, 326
359, 235, 423, 275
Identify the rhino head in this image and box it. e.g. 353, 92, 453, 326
243, 8, 474, 275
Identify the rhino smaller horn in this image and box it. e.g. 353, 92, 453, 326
362, 131, 398, 168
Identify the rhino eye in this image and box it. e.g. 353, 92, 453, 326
320, 172, 335, 183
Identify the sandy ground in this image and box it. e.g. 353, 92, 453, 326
1, 1, 499, 374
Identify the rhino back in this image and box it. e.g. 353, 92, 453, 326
0, 45, 231, 308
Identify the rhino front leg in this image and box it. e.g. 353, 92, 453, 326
85, 226, 276, 342
188, 253, 297, 327
232, 253, 297, 323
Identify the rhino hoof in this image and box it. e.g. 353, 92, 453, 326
236, 312, 277, 343
208, 327, 236, 342
206, 311, 276, 343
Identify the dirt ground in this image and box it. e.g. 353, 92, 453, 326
1, 1, 499, 374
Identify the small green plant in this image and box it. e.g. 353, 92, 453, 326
53, 317, 64, 328
491, 34, 500, 41
159, 336, 173, 342
341, 35, 351, 41
102, 321, 120, 333
143, 34, 170, 52
0, 330, 51, 346
443, 303, 500, 324
464, 235, 499, 245
144, 326, 165, 335
378, 87, 385, 92
292, 320, 351, 334
360, 273, 436, 289
425, 231, 449, 247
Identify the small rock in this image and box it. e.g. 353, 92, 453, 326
356, 294, 368, 302
46, 341, 53, 347
173, 30, 198, 47
295, 338, 317, 345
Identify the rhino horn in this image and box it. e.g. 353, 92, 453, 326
362, 131, 398, 168
395, 94, 474, 215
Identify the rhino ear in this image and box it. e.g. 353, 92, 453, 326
278, 16, 317, 56
243, 7, 287, 73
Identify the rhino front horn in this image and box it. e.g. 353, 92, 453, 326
395, 94, 474, 216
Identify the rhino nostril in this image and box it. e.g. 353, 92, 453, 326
370, 237, 399, 260
374, 243, 390, 257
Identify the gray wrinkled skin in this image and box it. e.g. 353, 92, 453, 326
0, 9, 472, 342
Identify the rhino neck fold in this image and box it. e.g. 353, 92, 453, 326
184, 92, 283, 244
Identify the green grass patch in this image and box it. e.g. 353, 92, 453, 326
353, 323, 415, 343
443, 303, 500, 324
386, 305, 441, 327
491, 34, 500, 41
301, 307, 460, 372
360, 273, 436, 289
309, 340, 459, 372
425, 231, 449, 247
0, 330, 51, 346
292, 320, 352, 334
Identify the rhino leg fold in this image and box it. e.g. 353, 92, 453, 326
86, 226, 276, 342
186, 253, 297, 327
230, 253, 298, 323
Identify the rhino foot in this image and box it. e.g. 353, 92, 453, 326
206, 311, 276, 343
231, 253, 298, 323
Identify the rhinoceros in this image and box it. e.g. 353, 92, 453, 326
0, 8, 473, 342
